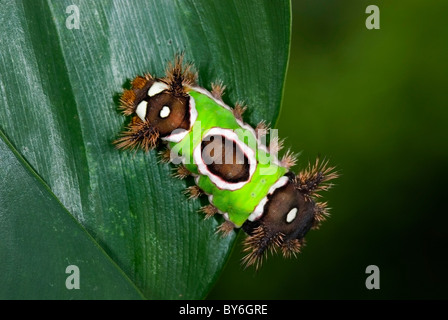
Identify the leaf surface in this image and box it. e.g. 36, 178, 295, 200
0, 0, 290, 299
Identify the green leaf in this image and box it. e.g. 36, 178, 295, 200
0, 0, 290, 299
0, 131, 144, 299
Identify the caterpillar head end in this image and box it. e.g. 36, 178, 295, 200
242, 159, 337, 269
115, 55, 196, 151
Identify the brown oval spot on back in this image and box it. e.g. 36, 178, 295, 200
201, 135, 250, 183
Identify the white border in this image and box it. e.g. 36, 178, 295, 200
247, 176, 289, 221
189, 86, 281, 166
193, 127, 257, 191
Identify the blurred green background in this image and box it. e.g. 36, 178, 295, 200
208, 0, 448, 299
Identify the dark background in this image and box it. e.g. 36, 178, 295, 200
208, 0, 448, 299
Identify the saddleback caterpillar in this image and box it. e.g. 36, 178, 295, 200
115, 55, 338, 268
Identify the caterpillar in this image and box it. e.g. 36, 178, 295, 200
115, 55, 337, 268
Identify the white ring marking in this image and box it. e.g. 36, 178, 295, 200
193, 127, 257, 191
248, 176, 289, 221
